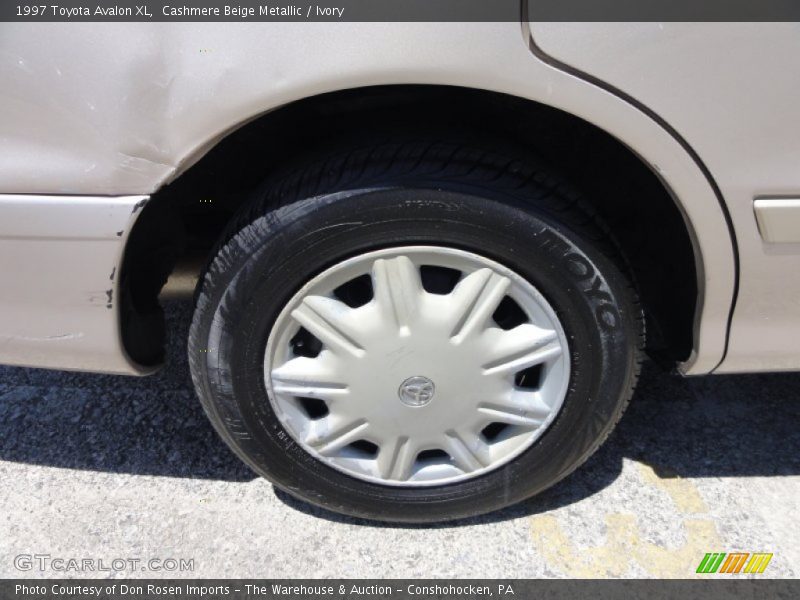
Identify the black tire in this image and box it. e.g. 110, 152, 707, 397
188, 141, 643, 523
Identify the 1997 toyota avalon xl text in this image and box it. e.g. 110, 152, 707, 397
1, 20, 799, 522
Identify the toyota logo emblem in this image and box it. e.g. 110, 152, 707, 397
398, 376, 436, 407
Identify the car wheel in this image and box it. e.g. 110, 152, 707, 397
188, 141, 643, 522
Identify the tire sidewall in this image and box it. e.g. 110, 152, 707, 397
192, 187, 639, 522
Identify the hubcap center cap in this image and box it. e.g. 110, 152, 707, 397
398, 376, 435, 407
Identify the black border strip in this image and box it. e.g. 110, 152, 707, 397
4, 1, 800, 22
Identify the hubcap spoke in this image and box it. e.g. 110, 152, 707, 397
272, 380, 348, 398
477, 405, 545, 429
450, 270, 510, 342
377, 436, 416, 481
271, 354, 349, 400
291, 298, 365, 358
265, 246, 570, 487
444, 430, 490, 472
308, 418, 369, 456
371, 256, 423, 334
481, 325, 561, 375
479, 389, 553, 419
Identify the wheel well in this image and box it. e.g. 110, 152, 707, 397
120, 85, 697, 367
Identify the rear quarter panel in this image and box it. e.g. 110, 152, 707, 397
530, 22, 800, 372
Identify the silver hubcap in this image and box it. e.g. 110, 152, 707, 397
264, 246, 570, 486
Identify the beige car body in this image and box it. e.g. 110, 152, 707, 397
1, 19, 798, 376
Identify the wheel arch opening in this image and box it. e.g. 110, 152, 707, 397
118, 84, 698, 369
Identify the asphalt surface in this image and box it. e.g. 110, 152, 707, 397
0, 300, 798, 578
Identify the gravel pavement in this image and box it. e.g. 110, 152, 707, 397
1, 300, 798, 578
